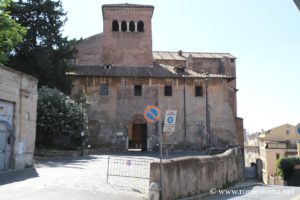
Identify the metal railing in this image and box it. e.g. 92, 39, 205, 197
106, 156, 154, 182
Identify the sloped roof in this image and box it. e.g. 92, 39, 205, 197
153, 51, 236, 60
69, 63, 234, 80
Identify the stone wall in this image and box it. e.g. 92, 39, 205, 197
76, 33, 103, 65
149, 147, 243, 200
0, 65, 38, 170
72, 76, 239, 150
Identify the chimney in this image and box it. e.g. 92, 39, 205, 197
186, 54, 193, 68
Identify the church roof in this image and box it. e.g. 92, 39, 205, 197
68, 63, 234, 81
153, 51, 236, 60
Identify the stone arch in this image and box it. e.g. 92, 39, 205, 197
137, 21, 144, 32
130, 114, 146, 124
112, 20, 119, 32
121, 21, 127, 32
129, 21, 135, 32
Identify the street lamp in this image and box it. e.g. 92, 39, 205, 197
204, 72, 211, 150
80, 131, 84, 156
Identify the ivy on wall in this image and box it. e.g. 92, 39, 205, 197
276, 157, 300, 180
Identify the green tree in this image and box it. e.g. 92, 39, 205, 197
0, 0, 26, 63
276, 157, 300, 181
6, 0, 77, 94
36, 86, 86, 149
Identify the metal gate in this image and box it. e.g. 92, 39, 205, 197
107, 156, 154, 180
0, 100, 14, 171
0, 127, 6, 171
106, 156, 154, 193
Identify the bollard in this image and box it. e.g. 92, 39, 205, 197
149, 182, 160, 200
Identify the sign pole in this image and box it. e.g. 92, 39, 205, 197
159, 114, 163, 200
143, 105, 164, 199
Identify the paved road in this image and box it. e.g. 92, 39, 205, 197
202, 185, 300, 200
0, 155, 148, 200
0, 151, 206, 200
0, 185, 141, 200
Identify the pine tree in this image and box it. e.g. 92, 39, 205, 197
6, 0, 77, 94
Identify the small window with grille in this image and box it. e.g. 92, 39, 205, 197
100, 84, 109, 96
195, 85, 203, 97
134, 85, 142, 96
164, 85, 172, 96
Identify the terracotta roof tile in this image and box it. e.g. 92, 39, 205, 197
69, 63, 234, 81
153, 51, 235, 60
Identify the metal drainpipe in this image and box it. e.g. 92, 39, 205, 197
183, 76, 187, 151
205, 74, 211, 149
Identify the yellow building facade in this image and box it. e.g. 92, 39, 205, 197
258, 124, 300, 184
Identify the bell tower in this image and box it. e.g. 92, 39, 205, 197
101, 4, 154, 66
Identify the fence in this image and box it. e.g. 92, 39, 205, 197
106, 156, 154, 193
106, 156, 154, 181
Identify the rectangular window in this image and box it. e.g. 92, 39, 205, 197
195, 85, 203, 97
276, 154, 280, 160
100, 84, 109, 96
134, 85, 142, 96
164, 85, 172, 96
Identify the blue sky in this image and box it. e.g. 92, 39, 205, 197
61, 0, 300, 133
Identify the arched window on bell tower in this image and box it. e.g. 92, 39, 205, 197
121, 21, 127, 32
137, 21, 144, 32
129, 21, 135, 32
112, 20, 119, 32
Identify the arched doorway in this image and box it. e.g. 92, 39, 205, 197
0, 120, 14, 171
128, 115, 147, 151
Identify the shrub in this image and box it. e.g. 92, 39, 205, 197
276, 157, 300, 180
36, 86, 86, 149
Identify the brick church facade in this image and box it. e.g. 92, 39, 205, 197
69, 4, 243, 151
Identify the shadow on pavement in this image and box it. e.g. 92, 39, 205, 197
0, 168, 39, 186
34, 155, 100, 168
103, 151, 206, 159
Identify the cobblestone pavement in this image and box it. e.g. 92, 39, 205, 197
0, 151, 205, 200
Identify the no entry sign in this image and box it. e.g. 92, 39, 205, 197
144, 105, 161, 123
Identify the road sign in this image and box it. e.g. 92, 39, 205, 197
144, 105, 160, 123
163, 125, 176, 133
163, 110, 177, 133
296, 123, 300, 135
164, 110, 177, 125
